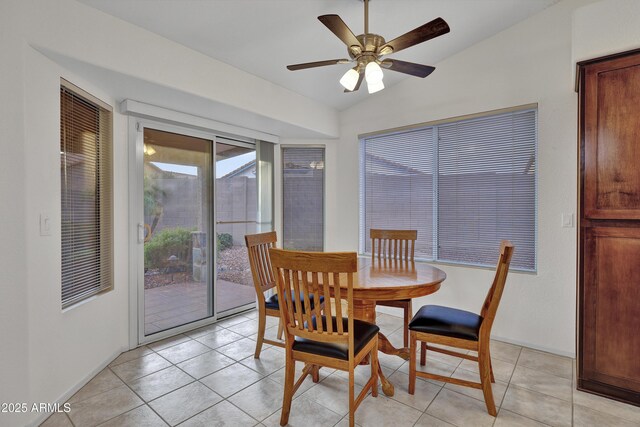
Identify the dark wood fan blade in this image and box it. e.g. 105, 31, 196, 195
344, 73, 364, 93
318, 14, 363, 49
381, 59, 435, 78
287, 59, 349, 71
379, 17, 449, 55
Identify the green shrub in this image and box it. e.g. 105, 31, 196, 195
144, 227, 193, 269
217, 233, 233, 252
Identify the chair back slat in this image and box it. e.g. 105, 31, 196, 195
290, 271, 305, 330
270, 249, 357, 346
254, 246, 266, 288
277, 267, 296, 330
322, 272, 334, 333
333, 272, 344, 334
300, 273, 315, 331
370, 229, 418, 261
480, 240, 515, 335
245, 232, 278, 300
311, 272, 323, 332
347, 272, 355, 359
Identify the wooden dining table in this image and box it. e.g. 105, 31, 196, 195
349, 257, 447, 396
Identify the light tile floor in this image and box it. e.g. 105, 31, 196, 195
42, 310, 640, 427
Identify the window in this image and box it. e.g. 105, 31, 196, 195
360, 108, 536, 271
60, 80, 113, 308
360, 129, 435, 258
282, 146, 324, 251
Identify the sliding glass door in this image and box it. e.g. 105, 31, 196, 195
137, 124, 264, 341
215, 140, 258, 315
142, 128, 213, 336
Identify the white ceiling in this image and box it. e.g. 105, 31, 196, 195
78, 0, 559, 111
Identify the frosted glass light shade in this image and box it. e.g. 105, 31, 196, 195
339, 68, 360, 91
367, 79, 385, 94
365, 61, 384, 83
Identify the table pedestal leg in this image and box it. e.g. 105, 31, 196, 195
378, 332, 411, 360
353, 299, 403, 396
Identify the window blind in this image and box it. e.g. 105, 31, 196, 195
437, 110, 536, 270
360, 107, 537, 271
282, 147, 324, 251
60, 82, 113, 308
361, 129, 435, 258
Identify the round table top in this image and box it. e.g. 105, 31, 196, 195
351, 257, 447, 301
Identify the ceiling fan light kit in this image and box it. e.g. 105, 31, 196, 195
287, 0, 450, 94
340, 68, 361, 91
367, 79, 385, 94
365, 61, 383, 83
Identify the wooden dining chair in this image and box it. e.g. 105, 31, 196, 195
408, 241, 514, 416
245, 232, 324, 358
245, 232, 284, 358
370, 229, 418, 347
269, 249, 379, 427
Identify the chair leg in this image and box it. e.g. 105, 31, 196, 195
408, 332, 417, 395
254, 309, 266, 359
478, 348, 497, 416
311, 364, 320, 383
488, 347, 495, 383
276, 318, 284, 341
280, 351, 295, 426
420, 341, 427, 366
370, 342, 379, 397
403, 301, 411, 348
349, 367, 356, 427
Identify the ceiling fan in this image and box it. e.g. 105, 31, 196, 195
286, 0, 450, 94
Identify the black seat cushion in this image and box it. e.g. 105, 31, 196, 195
409, 305, 483, 341
264, 292, 324, 312
292, 316, 380, 360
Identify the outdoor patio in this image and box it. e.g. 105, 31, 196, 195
145, 279, 256, 335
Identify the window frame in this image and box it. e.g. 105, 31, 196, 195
60, 78, 114, 308
359, 104, 537, 272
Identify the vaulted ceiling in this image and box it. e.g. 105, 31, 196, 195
79, 0, 559, 111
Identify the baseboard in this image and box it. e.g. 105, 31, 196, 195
491, 334, 576, 359
27, 346, 127, 427
578, 379, 640, 407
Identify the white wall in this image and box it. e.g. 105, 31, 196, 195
572, 0, 640, 63
0, 1, 338, 425
332, 0, 606, 357
1, 0, 639, 424
23, 47, 131, 424
0, 4, 30, 427
22, 1, 338, 139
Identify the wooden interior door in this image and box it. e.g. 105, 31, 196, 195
578, 49, 640, 406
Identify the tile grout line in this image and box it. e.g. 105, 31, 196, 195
106, 347, 253, 426
491, 346, 522, 427
55, 312, 611, 427
89, 375, 149, 426
104, 364, 171, 426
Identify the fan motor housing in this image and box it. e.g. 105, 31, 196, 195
349, 33, 386, 60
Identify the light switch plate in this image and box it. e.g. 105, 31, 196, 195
40, 212, 52, 236
562, 213, 574, 228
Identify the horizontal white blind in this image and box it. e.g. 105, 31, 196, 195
361, 129, 435, 258
360, 107, 537, 271
437, 109, 536, 270
60, 84, 113, 308
282, 147, 324, 251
